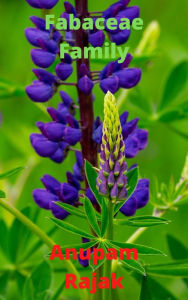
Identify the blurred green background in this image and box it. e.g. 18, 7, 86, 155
0, 0, 188, 299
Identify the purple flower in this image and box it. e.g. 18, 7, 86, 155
99, 54, 141, 93
31, 49, 56, 68
25, 28, 58, 53
78, 75, 94, 95
56, 54, 73, 81
26, 69, 58, 102
78, 238, 94, 268
33, 173, 80, 219
26, 0, 59, 9
73, 151, 84, 181
103, 2, 139, 45
26, 81, 54, 102
89, 30, 105, 47
120, 178, 150, 216
30, 133, 58, 157
30, 92, 82, 163
86, 188, 98, 205
36, 121, 65, 142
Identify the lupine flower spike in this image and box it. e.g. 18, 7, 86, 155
97, 91, 128, 203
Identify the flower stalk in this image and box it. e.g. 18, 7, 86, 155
103, 200, 114, 300
75, 0, 98, 175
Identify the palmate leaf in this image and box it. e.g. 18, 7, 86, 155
121, 256, 146, 275
56, 202, 86, 219
84, 196, 101, 236
0, 167, 23, 180
85, 160, 103, 206
89, 242, 107, 271
106, 241, 145, 275
146, 260, 188, 277
158, 61, 188, 111
62, 241, 97, 252
109, 241, 165, 256
114, 167, 139, 214
49, 217, 96, 239
114, 215, 170, 227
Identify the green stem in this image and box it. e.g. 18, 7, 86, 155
0, 198, 88, 300
103, 201, 114, 300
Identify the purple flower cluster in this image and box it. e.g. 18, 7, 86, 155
33, 151, 83, 219
25, 0, 149, 224
67, 1, 140, 48
93, 111, 148, 159
30, 91, 81, 163
25, 1, 141, 100
99, 54, 141, 94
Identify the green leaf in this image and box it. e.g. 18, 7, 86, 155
51, 280, 65, 300
85, 160, 103, 206
101, 198, 109, 237
126, 167, 139, 198
109, 240, 165, 256
159, 108, 188, 122
84, 197, 101, 236
30, 261, 51, 296
0, 273, 9, 296
121, 257, 146, 275
106, 241, 145, 275
114, 216, 170, 227
60, 241, 97, 253
49, 217, 96, 239
15, 271, 26, 296
23, 277, 34, 300
0, 220, 8, 255
0, 167, 24, 180
89, 243, 107, 271
139, 276, 152, 300
167, 234, 188, 260
56, 202, 86, 219
139, 276, 177, 300
159, 61, 188, 111
146, 260, 188, 277
114, 167, 139, 214
0, 190, 6, 198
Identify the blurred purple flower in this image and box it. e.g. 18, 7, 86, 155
120, 178, 150, 216
33, 174, 79, 219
